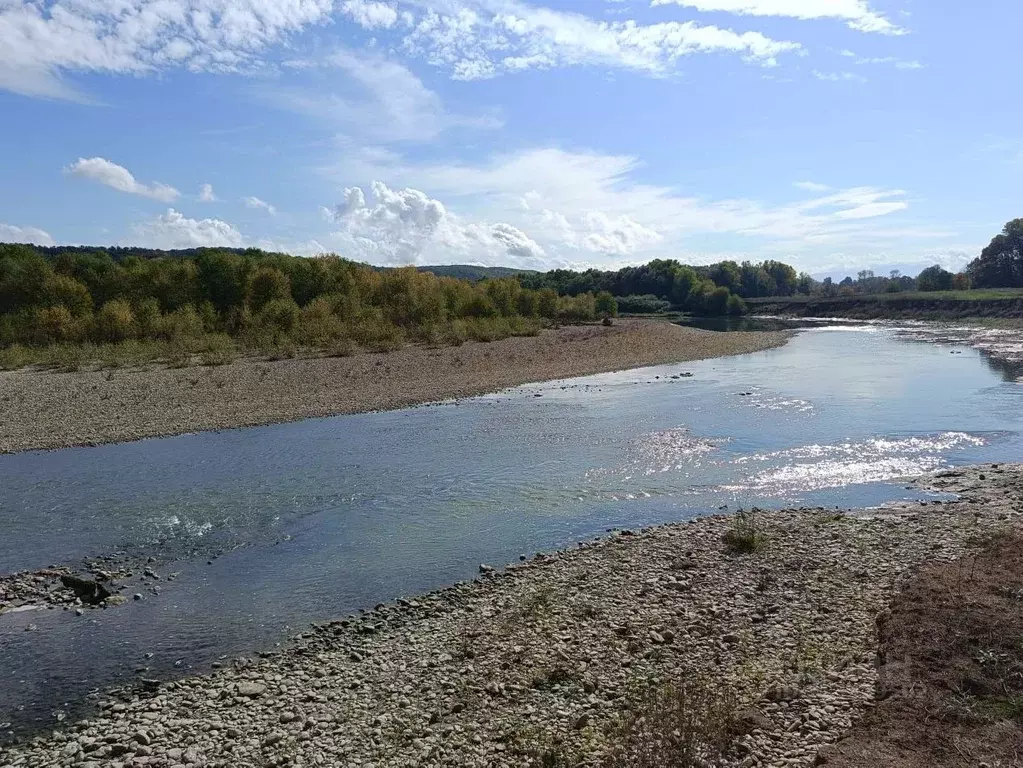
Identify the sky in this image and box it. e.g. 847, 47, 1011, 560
0, 0, 1020, 277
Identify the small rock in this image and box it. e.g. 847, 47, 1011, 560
236, 681, 267, 698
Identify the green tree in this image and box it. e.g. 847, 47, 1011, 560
916, 264, 954, 292
198, 250, 247, 314
246, 266, 292, 312
726, 293, 747, 315
967, 218, 1023, 288
537, 288, 559, 320
594, 290, 618, 318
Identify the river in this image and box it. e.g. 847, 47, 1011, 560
1, 322, 1022, 737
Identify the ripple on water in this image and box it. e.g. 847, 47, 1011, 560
723, 432, 988, 495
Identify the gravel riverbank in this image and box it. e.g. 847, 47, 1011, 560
0, 320, 789, 454
2, 464, 1019, 768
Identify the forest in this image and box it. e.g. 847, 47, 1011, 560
0, 243, 619, 369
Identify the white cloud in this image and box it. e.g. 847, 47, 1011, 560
322, 146, 919, 269
794, 180, 829, 191
812, 70, 866, 83
128, 209, 245, 248
649, 0, 904, 35
0, 223, 56, 246
244, 196, 277, 215
198, 183, 217, 202
402, 1, 801, 80
0, 0, 337, 99
327, 181, 546, 266
65, 157, 179, 201
856, 57, 923, 70
341, 0, 399, 29
270, 47, 500, 142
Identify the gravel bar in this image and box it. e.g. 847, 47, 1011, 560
2, 464, 1019, 768
0, 320, 789, 455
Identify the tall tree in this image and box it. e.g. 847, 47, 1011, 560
968, 218, 1023, 288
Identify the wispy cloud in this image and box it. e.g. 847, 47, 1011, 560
402, 1, 801, 80
244, 196, 277, 216
649, 0, 905, 35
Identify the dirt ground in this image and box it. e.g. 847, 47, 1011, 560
819, 531, 1023, 768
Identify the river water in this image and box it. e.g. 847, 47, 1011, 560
1, 323, 1022, 736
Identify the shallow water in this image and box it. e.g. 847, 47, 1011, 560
2, 324, 1022, 735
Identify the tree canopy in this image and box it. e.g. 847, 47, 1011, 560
968, 218, 1023, 288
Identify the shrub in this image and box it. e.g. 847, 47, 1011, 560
41, 343, 91, 372
34, 305, 79, 344
0, 344, 30, 370
558, 293, 596, 322
595, 290, 619, 318
602, 677, 738, 767
722, 509, 767, 554
94, 300, 135, 342
297, 296, 345, 346
134, 298, 162, 338
616, 294, 671, 314
444, 320, 469, 346
326, 336, 357, 357
199, 334, 237, 366
252, 298, 301, 348
161, 305, 205, 342
352, 314, 405, 352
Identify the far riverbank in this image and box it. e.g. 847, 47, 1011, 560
0, 319, 789, 454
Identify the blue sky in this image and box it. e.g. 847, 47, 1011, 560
0, 0, 1020, 276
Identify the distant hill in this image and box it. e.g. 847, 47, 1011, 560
411, 264, 539, 281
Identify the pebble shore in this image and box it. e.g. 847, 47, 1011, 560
2, 464, 1019, 768
0, 320, 789, 454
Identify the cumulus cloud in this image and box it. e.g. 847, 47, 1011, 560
402, 1, 802, 80
198, 183, 217, 202
128, 209, 245, 248
0, 223, 55, 246
649, 0, 904, 35
65, 157, 179, 202
341, 0, 399, 29
328, 181, 545, 265
244, 196, 277, 215
326, 146, 917, 267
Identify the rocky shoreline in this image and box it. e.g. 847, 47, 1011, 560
0, 320, 789, 454
2, 464, 1019, 768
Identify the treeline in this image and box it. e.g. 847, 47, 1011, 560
520, 259, 759, 316
0, 244, 618, 363
517, 257, 987, 309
